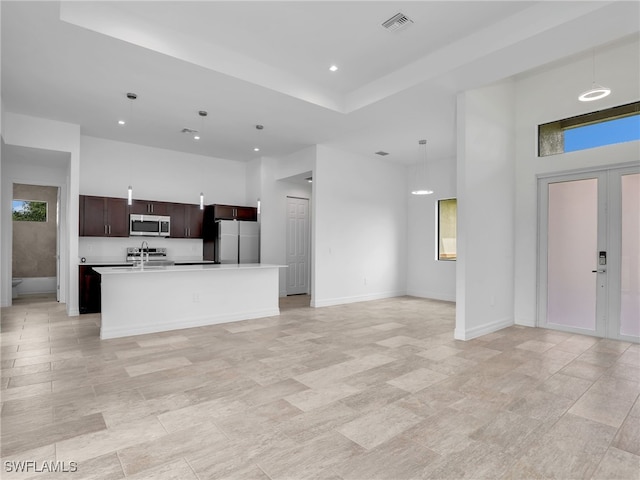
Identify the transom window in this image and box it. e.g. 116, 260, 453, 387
539, 101, 639, 157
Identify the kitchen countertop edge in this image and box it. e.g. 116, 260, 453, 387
93, 264, 287, 275
80, 261, 220, 266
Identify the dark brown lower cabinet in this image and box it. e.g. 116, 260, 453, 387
79, 265, 101, 314
79, 264, 128, 314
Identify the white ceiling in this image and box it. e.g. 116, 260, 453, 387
2, 1, 639, 165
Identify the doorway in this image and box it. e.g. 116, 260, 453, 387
11, 183, 60, 301
286, 196, 310, 295
538, 165, 639, 342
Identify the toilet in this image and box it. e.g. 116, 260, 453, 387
11, 279, 22, 299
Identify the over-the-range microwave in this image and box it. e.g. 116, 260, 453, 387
129, 214, 170, 237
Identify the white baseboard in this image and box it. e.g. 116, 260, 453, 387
406, 289, 456, 303
101, 308, 280, 340
515, 318, 536, 327
311, 291, 404, 308
454, 316, 513, 341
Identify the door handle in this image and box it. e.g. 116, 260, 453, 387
591, 269, 606, 273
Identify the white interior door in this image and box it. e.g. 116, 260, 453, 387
286, 197, 310, 295
538, 166, 640, 342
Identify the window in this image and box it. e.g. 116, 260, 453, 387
12, 200, 48, 222
539, 101, 640, 157
437, 198, 457, 261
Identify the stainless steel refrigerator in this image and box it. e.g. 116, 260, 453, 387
215, 220, 260, 264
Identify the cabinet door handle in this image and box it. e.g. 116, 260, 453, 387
151, 204, 154, 213
104, 225, 107, 235
108, 225, 111, 235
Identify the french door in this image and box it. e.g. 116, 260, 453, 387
538, 165, 639, 342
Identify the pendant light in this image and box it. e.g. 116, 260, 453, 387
123, 92, 137, 204
578, 49, 611, 102
196, 110, 207, 208
193, 110, 207, 140
411, 139, 433, 195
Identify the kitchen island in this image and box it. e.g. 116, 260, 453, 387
93, 263, 285, 339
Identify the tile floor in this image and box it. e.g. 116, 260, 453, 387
1, 294, 639, 479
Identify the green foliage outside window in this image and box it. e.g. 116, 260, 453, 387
12, 200, 48, 222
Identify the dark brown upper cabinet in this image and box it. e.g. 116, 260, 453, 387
129, 199, 169, 215
167, 203, 204, 238
79, 195, 129, 237
211, 204, 257, 221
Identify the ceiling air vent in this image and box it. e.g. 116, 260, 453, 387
381, 12, 413, 32
375, 151, 389, 156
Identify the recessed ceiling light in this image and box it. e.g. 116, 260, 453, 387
118, 120, 126, 125
254, 147, 260, 152
329, 65, 338, 72
193, 135, 200, 140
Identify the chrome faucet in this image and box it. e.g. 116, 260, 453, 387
140, 240, 149, 268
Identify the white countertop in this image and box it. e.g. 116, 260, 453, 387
80, 260, 219, 266
94, 263, 286, 275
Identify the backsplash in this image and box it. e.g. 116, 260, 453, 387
78, 237, 203, 263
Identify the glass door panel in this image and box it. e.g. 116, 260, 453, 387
620, 173, 640, 338
547, 179, 598, 331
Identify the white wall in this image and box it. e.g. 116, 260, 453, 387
513, 37, 640, 327
1, 113, 80, 314
78, 136, 249, 264
256, 148, 314, 296
456, 80, 516, 340
313, 144, 407, 307
78, 237, 204, 264
245, 157, 262, 207
80, 136, 247, 204
406, 155, 457, 301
